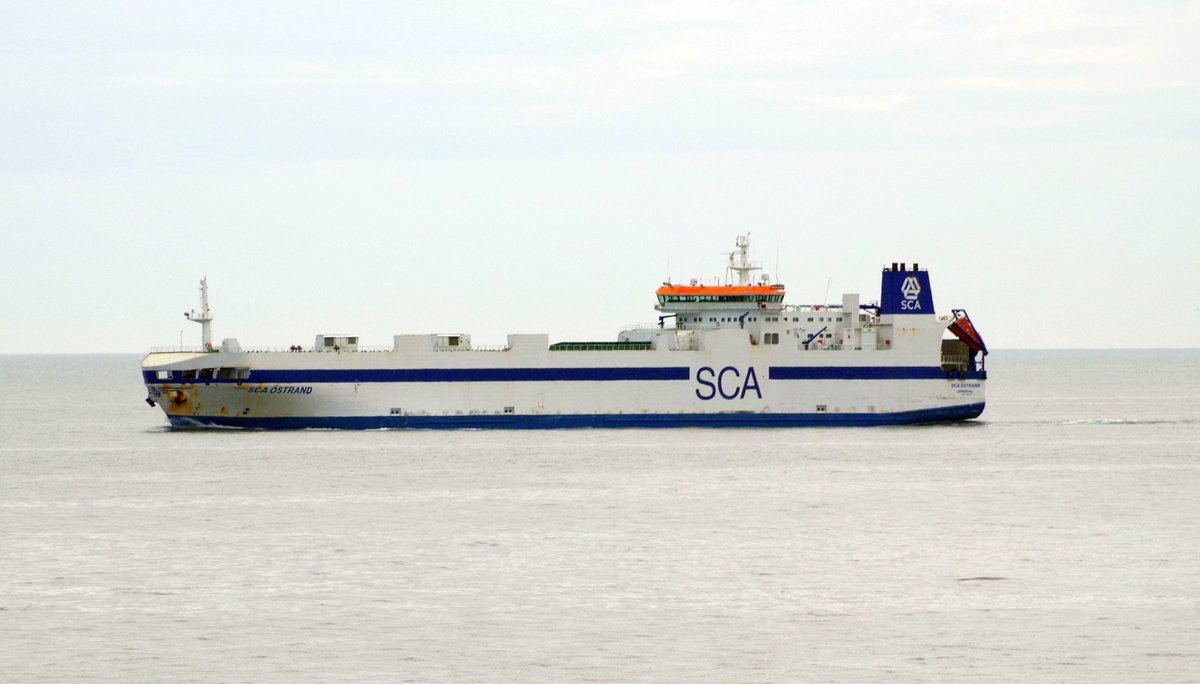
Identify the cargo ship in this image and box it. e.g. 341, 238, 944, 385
141, 235, 988, 428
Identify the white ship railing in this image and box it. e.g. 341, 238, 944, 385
941, 354, 971, 370
146, 344, 515, 354
622, 322, 664, 331
244, 345, 397, 353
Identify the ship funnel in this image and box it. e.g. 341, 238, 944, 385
880, 267, 934, 315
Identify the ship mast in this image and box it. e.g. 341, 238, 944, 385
727, 234, 761, 285
185, 278, 214, 350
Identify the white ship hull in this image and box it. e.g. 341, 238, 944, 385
142, 238, 988, 429
142, 330, 986, 429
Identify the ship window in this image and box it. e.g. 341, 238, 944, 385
807, 317, 813, 322
155, 370, 170, 380
817, 405, 827, 412
181, 369, 197, 380
503, 406, 515, 414
837, 317, 843, 322
198, 368, 214, 379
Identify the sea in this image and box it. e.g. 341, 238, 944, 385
1, 350, 1198, 682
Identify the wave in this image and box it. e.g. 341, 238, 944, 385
1061, 418, 1200, 426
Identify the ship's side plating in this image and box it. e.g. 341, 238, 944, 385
142, 239, 987, 429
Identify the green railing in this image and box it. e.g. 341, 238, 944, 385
549, 341, 653, 352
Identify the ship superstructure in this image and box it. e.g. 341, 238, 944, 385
141, 236, 987, 428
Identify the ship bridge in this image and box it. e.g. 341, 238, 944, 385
654, 234, 786, 331
655, 284, 785, 307
655, 284, 786, 329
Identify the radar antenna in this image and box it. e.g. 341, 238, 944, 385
725, 233, 761, 285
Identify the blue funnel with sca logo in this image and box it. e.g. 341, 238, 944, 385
880, 267, 934, 314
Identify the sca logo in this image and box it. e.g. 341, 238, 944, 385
695, 366, 762, 401
899, 276, 922, 310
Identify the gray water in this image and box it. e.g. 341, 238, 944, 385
2, 351, 1198, 682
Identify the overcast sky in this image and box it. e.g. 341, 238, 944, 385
2, 0, 1197, 353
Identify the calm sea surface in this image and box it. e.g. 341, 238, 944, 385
1, 350, 1198, 682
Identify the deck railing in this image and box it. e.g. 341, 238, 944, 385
941, 354, 970, 370
146, 344, 518, 354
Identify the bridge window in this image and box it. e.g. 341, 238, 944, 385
215, 368, 250, 380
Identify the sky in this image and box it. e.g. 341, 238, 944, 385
2, 0, 1198, 353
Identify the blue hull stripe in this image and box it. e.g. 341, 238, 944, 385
145, 366, 985, 384
769, 366, 986, 380
144, 367, 691, 384
167, 402, 986, 430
